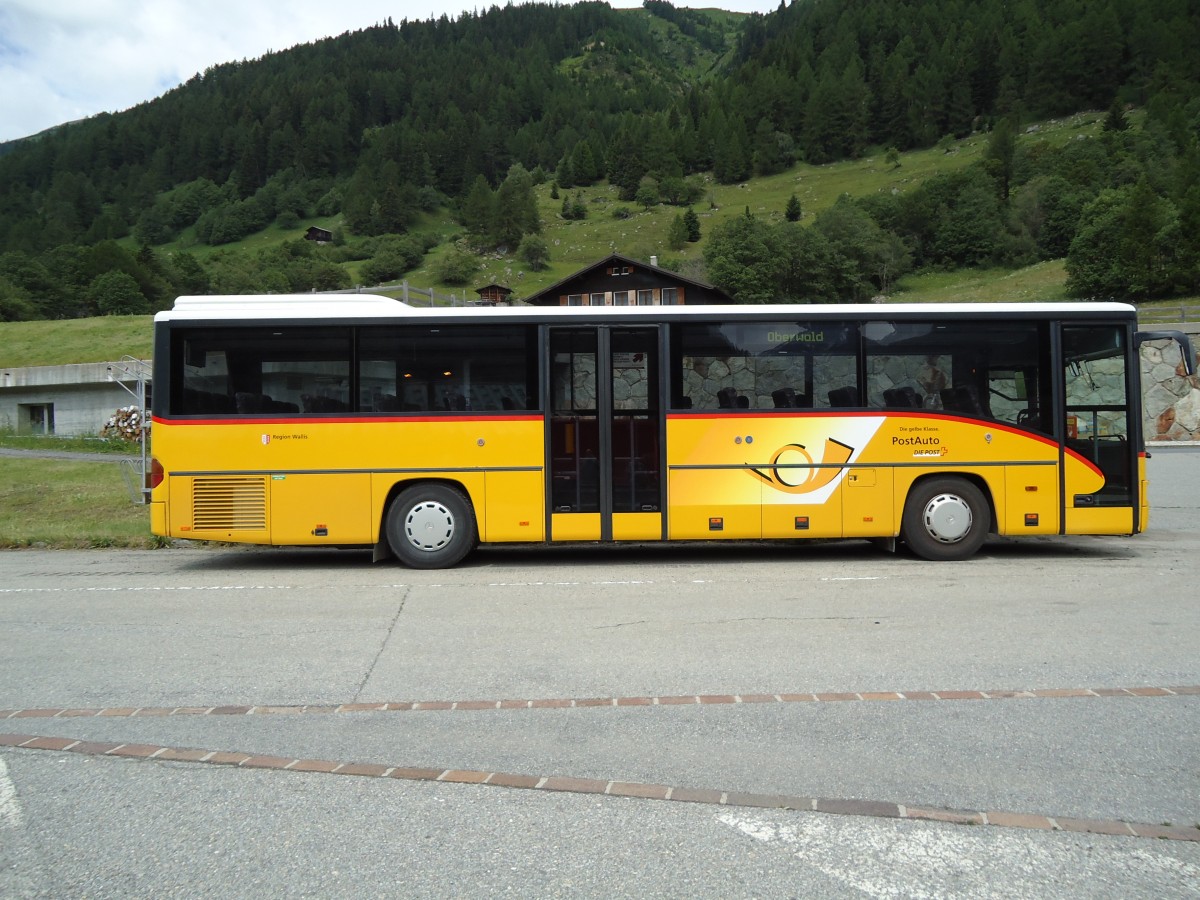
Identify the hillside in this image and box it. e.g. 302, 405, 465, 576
0, 112, 1164, 369
1, 0, 1198, 322
402, 116, 1027, 300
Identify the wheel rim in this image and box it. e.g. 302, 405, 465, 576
921, 492, 973, 544
404, 500, 455, 552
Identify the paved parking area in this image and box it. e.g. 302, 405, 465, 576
2, 447, 1199, 896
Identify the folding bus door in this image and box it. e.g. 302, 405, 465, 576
1060, 323, 1138, 534
547, 326, 664, 542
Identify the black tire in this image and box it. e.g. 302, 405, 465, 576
900, 477, 989, 562
385, 484, 477, 569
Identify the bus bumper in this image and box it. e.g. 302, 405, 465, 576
150, 500, 168, 537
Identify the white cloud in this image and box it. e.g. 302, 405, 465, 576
0, 0, 778, 143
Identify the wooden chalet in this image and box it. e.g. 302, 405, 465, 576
524, 253, 731, 307
474, 283, 514, 306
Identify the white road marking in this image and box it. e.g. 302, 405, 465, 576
716, 812, 1200, 898
0, 585, 293, 594
0, 759, 25, 830
0, 575, 886, 594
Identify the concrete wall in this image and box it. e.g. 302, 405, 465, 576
0, 361, 149, 436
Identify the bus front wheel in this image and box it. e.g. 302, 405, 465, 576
901, 477, 989, 562
385, 484, 477, 569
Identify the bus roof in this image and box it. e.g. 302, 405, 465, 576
155, 293, 1138, 323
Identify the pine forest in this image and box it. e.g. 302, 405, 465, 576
0, 0, 1198, 321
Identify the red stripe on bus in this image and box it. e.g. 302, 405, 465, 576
666, 410, 1063, 447
151, 414, 542, 426
1063, 447, 1106, 479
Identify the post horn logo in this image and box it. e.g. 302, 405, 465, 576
747, 438, 854, 494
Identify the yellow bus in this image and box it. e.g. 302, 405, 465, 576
148, 295, 1192, 566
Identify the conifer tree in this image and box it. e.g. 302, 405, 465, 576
461, 175, 495, 241
1103, 98, 1128, 133
668, 213, 688, 250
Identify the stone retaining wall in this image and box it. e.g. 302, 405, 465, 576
1141, 339, 1200, 441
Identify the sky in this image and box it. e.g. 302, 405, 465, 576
0, 0, 779, 143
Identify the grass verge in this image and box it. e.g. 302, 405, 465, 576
0, 457, 158, 549
0, 430, 134, 454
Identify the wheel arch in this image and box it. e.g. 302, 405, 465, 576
373, 476, 483, 562
903, 471, 998, 536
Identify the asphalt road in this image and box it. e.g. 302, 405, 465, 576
1, 447, 1199, 898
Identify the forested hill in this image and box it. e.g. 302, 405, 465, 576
1, 0, 1198, 321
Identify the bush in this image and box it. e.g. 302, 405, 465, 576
359, 234, 427, 284
89, 271, 150, 315
635, 180, 660, 208
276, 209, 301, 230
518, 234, 550, 271
561, 192, 587, 221
432, 247, 480, 285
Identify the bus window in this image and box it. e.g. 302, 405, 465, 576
864, 320, 1050, 431
672, 321, 858, 410
358, 325, 538, 413
173, 328, 350, 415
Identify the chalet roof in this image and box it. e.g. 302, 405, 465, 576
474, 283, 514, 295
524, 253, 724, 304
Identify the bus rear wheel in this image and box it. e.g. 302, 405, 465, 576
901, 477, 989, 562
386, 484, 477, 569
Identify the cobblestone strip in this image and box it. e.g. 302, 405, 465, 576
1, 730, 1196, 843
1, 684, 1196, 721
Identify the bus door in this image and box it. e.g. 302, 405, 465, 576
1060, 324, 1138, 534
547, 326, 664, 542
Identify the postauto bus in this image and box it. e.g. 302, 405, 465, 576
148, 294, 1193, 566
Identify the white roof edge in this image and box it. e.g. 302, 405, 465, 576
154, 295, 1138, 322
155, 293, 412, 322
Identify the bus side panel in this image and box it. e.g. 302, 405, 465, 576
611, 512, 663, 541
666, 415, 762, 539
355, 416, 544, 545
761, 493, 842, 538
271, 473, 371, 545
842, 467, 896, 538
485, 470, 545, 542
1001, 464, 1059, 534
1138, 453, 1149, 532
550, 512, 603, 541
668, 467, 761, 539
666, 414, 887, 541
1062, 448, 1130, 534
1064, 507, 1134, 534
1065, 508, 1128, 535
871, 415, 1075, 537
150, 499, 168, 537
154, 418, 544, 547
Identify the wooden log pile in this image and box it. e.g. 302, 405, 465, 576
101, 405, 146, 442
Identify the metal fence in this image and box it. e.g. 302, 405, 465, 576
330, 280, 479, 307
1136, 305, 1200, 324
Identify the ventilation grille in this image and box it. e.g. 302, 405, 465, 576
192, 476, 267, 531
